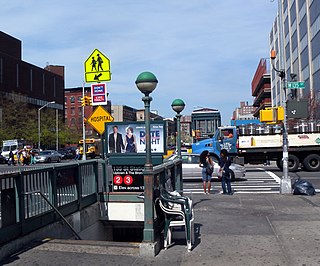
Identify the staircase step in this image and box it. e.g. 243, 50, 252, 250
34, 239, 140, 256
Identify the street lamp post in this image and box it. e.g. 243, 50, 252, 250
270, 50, 291, 193
38, 101, 55, 150
135, 71, 158, 243
171, 99, 185, 158
171, 99, 185, 192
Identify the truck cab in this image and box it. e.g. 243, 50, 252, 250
192, 126, 238, 159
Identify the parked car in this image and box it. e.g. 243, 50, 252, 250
58, 149, 75, 160
35, 150, 62, 163
165, 153, 245, 181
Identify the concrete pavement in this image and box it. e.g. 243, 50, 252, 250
2, 192, 320, 266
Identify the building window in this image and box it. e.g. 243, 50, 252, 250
53, 77, 56, 97
30, 69, 33, 91
78, 96, 82, 103
42, 73, 45, 94
70, 96, 75, 104
16, 63, 19, 88
79, 107, 82, 115
70, 118, 76, 126
0, 57, 2, 84
70, 107, 75, 115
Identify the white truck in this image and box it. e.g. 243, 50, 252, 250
192, 122, 320, 172
1, 139, 25, 159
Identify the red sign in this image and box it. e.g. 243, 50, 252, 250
123, 175, 133, 185
113, 175, 123, 185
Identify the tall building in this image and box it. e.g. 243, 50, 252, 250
232, 101, 258, 120
270, 0, 320, 117
0, 31, 64, 122
251, 59, 271, 117
111, 105, 137, 122
65, 87, 111, 136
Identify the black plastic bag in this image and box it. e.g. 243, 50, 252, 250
292, 179, 316, 196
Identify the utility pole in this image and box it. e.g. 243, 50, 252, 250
270, 50, 291, 193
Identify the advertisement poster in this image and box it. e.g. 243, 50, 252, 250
112, 165, 144, 192
106, 122, 165, 154
91, 83, 108, 106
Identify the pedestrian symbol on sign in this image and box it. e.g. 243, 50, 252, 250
84, 49, 111, 83
97, 54, 103, 71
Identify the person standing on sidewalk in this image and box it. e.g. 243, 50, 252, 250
219, 149, 233, 195
199, 150, 214, 194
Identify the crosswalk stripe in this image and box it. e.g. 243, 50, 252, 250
183, 167, 281, 194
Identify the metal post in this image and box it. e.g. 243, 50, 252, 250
38, 101, 55, 150
56, 109, 59, 151
281, 78, 291, 193
142, 94, 154, 242
176, 113, 182, 158
271, 54, 291, 193
38, 108, 41, 149
175, 113, 182, 192
82, 82, 86, 160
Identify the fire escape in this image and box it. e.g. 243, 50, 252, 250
251, 59, 272, 117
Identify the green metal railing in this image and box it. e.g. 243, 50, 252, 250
0, 160, 104, 246
0, 157, 182, 247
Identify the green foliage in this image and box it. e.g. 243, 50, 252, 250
0, 99, 80, 148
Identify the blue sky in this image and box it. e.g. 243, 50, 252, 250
1, 0, 278, 124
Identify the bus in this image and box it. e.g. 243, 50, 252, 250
79, 138, 102, 159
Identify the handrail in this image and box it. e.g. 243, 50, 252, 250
23, 190, 82, 240
153, 158, 182, 174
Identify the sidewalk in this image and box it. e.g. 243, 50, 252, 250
2, 193, 320, 266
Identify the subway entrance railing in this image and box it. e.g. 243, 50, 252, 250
0, 158, 182, 253
0, 160, 102, 246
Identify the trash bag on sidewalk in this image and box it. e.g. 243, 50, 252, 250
292, 179, 316, 196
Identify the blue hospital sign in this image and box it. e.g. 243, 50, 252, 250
91, 83, 108, 106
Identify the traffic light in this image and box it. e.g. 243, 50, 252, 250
81, 97, 86, 106
86, 96, 92, 106
259, 107, 284, 123
81, 96, 92, 106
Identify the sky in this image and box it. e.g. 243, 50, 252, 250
1, 0, 278, 125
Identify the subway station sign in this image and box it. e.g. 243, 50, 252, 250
87, 105, 114, 135
112, 165, 144, 192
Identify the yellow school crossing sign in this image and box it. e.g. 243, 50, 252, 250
84, 49, 111, 83
87, 106, 114, 135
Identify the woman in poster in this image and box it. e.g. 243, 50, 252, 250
125, 126, 137, 153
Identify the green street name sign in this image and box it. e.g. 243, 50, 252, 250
287, 81, 305, 89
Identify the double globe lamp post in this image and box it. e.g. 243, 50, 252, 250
135, 71, 158, 243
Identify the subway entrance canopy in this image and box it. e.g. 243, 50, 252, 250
87, 106, 114, 135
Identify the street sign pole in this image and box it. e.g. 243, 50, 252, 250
82, 82, 86, 160
271, 50, 291, 193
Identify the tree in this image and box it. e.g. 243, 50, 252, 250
0, 99, 38, 144
0, 96, 80, 148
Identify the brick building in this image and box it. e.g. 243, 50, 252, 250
64, 87, 111, 137
0, 31, 64, 116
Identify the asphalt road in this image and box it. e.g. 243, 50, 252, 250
259, 163, 320, 190
1, 161, 319, 191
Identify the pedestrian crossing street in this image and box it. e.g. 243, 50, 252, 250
183, 167, 281, 194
